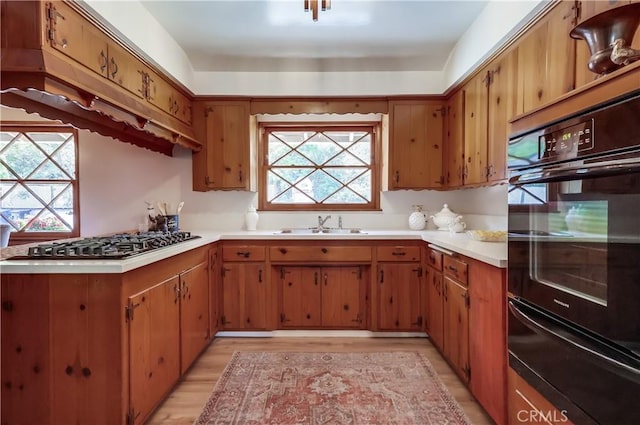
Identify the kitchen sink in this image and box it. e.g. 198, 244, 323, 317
277, 227, 366, 234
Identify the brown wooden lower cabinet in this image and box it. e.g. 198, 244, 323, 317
376, 262, 423, 331
469, 259, 508, 425
424, 245, 507, 425
221, 262, 269, 330
1, 239, 508, 424
443, 276, 469, 383
0, 246, 211, 425
508, 368, 574, 425
278, 265, 367, 329
128, 276, 181, 425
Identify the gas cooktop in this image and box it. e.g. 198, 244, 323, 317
10, 231, 200, 260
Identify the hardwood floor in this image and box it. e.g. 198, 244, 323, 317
147, 336, 494, 425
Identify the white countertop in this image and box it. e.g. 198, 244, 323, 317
0, 229, 507, 274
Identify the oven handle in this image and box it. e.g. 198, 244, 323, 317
509, 159, 640, 185
508, 298, 640, 376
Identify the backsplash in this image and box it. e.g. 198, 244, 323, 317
181, 185, 508, 231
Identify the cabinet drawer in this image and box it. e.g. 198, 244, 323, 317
222, 245, 266, 261
376, 246, 421, 262
270, 246, 372, 262
425, 247, 443, 271
444, 256, 468, 286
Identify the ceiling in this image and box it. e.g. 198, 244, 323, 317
138, 0, 490, 72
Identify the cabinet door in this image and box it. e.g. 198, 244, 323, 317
107, 42, 146, 99
377, 263, 423, 331
204, 102, 250, 190
279, 266, 323, 328
445, 90, 465, 188
427, 268, 444, 351
389, 101, 444, 189
147, 68, 193, 124
209, 244, 220, 336
321, 267, 365, 328
463, 71, 489, 185
469, 261, 507, 425
180, 261, 210, 373
487, 49, 518, 183
243, 263, 268, 330
47, 1, 109, 78
517, 1, 577, 113
221, 262, 267, 329
443, 277, 470, 383
220, 263, 244, 329
128, 276, 180, 425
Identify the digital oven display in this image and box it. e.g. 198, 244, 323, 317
539, 119, 594, 159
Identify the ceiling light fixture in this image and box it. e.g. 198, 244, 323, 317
304, 0, 331, 22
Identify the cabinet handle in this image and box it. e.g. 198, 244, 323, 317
391, 251, 406, 256
146, 75, 155, 101
394, 170, 400, 184
174, 284, 180, 304
314, 272, 318, 285
182, 281, 189, 299
236, 251, 250, 258
444, 282, 448, 301
324, 273, 328, 286
110, 57, 118, 78
99, 50, 107, 74
258, 269, 262, 283
279, 247, 288, 254
379, 270, 384, 283
447, 265, 458, 273
238, 170, 243, 183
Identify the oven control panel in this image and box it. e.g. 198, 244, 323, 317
539, 119, 594, 159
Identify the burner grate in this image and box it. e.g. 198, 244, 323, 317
19, 231, 200, 260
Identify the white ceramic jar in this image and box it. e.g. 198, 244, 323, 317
245, 206, 259, 231
408, 205, 427, 230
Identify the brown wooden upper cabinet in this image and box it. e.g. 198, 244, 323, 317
46, 1, 146, 99
444, 90, 465, 188
44, 0, 193, 126
460, 48, 517, 186
574, 0, 640, 89
192, 101, 253, 191
146, 67, 193, 125
388, 100, 445, 190
517, 1, 578, 113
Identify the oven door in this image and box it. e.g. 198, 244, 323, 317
508, 152, 640, 353
508, 296, 640, 425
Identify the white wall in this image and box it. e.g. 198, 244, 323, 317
1, 107, 507, 236
443, 0, 547, 88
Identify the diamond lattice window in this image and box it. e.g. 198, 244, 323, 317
260, 125, 379, 210
0, 125, 79, 240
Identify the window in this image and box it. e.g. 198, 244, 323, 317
0, 124, 79, 241
260, 124, 379, 211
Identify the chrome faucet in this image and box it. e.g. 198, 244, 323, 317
318, 215, 332, 229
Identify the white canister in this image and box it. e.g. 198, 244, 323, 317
245, 206, 259, 231
408, 205, 427, 230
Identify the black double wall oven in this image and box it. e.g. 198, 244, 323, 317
507, 92, 640, 425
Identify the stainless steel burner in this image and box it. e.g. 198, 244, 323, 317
17, 231, 200, 260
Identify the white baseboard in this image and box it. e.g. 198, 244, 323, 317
215, 330, 429, 338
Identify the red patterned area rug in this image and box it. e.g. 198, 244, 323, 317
194, 351, 472, 425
